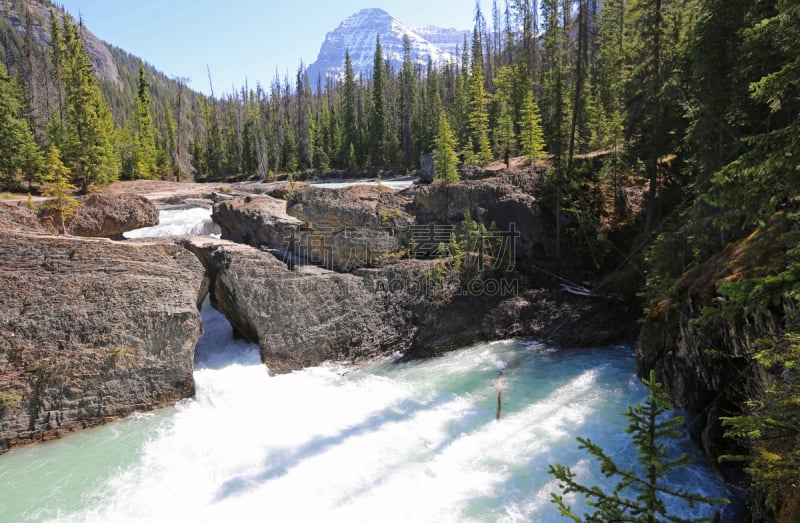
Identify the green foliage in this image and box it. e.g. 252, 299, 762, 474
467, 56, 492, 165
700, 0, 800, 231
369, 35, 387, 167
56, 14, 119, 192
131, 62, 158, 179
519, 86, 546, 161
342, 51, 359, 167
0, 62, 40, 190
0, 392, 22, 409
493, 99, 516, 162
433, 113, 460, 184
540, 0, 567, 172
710, 217, 800, 514
721, 327, 800, 514
41, 145, 80, 234
549, 370, 729, 522
644, 0, 799, 305
347, 142, 357, 172
379, 206, 401, 226
399, 34, 417, 168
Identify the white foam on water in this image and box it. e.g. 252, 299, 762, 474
311, 180, 415, 190
0, 303, 730, 523
123, 207, 221, 239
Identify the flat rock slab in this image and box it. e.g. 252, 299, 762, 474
39, 193, 159, 238
0, 231, 206, 451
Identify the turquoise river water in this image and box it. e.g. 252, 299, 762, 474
0, 208, 731, 522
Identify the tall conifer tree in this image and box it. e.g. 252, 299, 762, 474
370, 35, 386, 167
133, 62, 158, 179
59, 16, 118, 191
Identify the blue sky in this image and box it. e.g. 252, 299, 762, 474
58, 1, 493, 96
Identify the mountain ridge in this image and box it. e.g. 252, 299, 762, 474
306, 8, 469, 84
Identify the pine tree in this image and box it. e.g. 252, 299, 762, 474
541, 0, 566, 171
342, 50, 358, 169
624, 0, 690, 233
467, 40, 492, 165
132, 62, 158, 179
48, 9, 66, 126
567, 0, 591, 172
19, 138, 43, 191
434, 112, 459, 184
370, 35, 387, 167
493, 99, 515, 165
282, 119, 298, 173
59, 16, 118, 192
0, 62, 41, 190
593, 0, 626, 149
519, 87, 546, 161
549, 370, 729, 522
41, 145, 80, 234
541, 0, 567, 259
701, 0, 800, 231
400, 34, 417, 169
163, 100, 178, 178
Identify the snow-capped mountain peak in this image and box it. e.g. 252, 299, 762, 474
306, 8, 468, 84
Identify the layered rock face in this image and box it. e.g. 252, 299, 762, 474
0, 202, 47, 234
212, 195, 303, 256
39, 193, 159, 238
286, 186, 414, 270
182, 237, 418, 374
0, 229, 206, 451
411, 174, 552, 265
192, 177, 629, 374
636, 216, 794, 480
214, 186, 414, 271
0, 172, 632, 449
184, 235, 614, 374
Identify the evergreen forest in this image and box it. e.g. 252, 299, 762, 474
0, 0, 798, 519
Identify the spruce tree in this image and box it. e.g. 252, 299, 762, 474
41, 145, 80, 234
519, 88, 546, 161
451, 64, 469, 146
549, 370, 728, 522
370, 35, 386, 167
60, 16, 118, 192
342, 50, 358, 169
493, 99, 515, 165
434, 112, 459, 184
132, 62, 158, 179
0, 63, 40, 190
400, 34, 417, 169
467, 46, 492, 165
19, 138, 44, 191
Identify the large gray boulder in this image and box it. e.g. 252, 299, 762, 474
213, 186, 415, 272
39, 193, 159, 238
212, 195, 303, 255
182, 237, 416, 374
181, 236, 627, 375
411, 174, 553, 265
286, 185, 415, 271
0, 230, 206, 452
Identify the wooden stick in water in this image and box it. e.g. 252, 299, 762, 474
496, 370, 503, 420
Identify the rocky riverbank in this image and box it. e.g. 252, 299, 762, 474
637, 213, 796, 486
0, 202, 206, 451
1, 172, 634, 451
